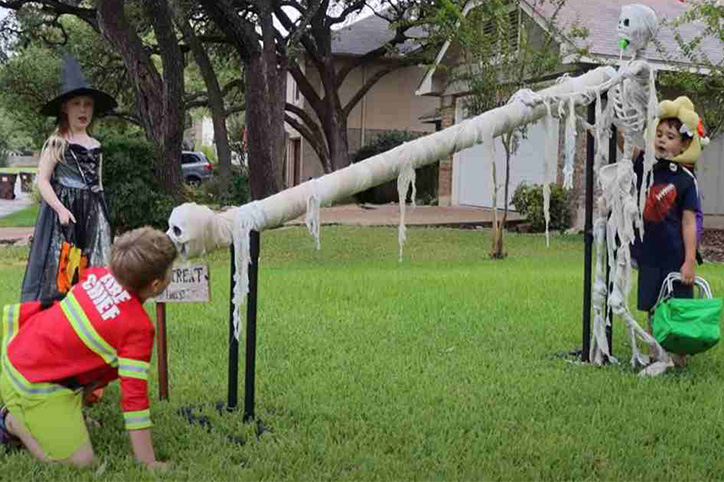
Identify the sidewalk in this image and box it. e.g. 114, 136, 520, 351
285, 204, 523, 227
0, 203, 520, 243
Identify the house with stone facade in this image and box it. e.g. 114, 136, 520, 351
284, 12, 439, 188
417, 0, 724, 228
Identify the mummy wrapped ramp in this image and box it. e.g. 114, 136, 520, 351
168, 65, 616, 251
166, 67, 616, 338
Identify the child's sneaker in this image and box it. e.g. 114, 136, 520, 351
0, 405, 22, 453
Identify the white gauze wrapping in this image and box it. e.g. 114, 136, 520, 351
230, 202, 266, 340
593, 88, 614, 177
543, 100, 555, 247
589, 218, 613, 365
305, 179, 322, 250
563, 96, 577, 189
397, 160, 416, 262
638, 67, 658, 237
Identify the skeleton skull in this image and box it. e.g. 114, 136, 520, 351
617, 4, 657, 53
166, 203, 232, 259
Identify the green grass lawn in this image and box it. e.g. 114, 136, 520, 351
0, 167, 37, 174
1, 226, 724, 480
0, 204, 39, 227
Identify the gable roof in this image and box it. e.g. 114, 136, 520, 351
417, 0, 723, 96
331, 9, 423, 56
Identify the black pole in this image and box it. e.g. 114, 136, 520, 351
227, 243, 239, 411
243, 230, 260, 422
581, 101, 596, 362
606, 125, 618, 355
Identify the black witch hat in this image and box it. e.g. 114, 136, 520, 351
40, 55, 117, 117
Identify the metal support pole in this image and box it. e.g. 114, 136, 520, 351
227, 243, 239, 411
581, 101, 596, 362
243, 230, 260, 422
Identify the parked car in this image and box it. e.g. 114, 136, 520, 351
181, 151, 213, 187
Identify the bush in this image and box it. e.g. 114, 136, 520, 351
511, 183, 571, 232
101, 135, 177, 234
189, 165, 250, 207
351, 130, 437, 205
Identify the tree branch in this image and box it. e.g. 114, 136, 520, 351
221, 78, 244, 97
289, 61, 324, 113
285, 101, 326, 144
224, 103, 245, 117
326, 0, 366, 27
284, 113, 331, 172
0, 0, 98, 30
342, 63, 399, 116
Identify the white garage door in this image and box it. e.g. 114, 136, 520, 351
453, 119, 558, 209
697, 135, 724, 216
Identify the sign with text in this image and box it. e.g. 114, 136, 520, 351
156, 262, 210, 303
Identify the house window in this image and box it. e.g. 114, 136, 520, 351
482, 5, 520, 52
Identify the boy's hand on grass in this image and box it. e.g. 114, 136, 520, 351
681, 259, 696, 285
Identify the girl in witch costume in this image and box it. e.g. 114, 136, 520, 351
20, 55, 117, 303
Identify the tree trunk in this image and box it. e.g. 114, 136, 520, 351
323, 111, 351, 171
171, 3, 233, 191
197, 0, 284, 200
246, 7, 285, 199
95, 0, 183, 196
144, 0, 184, 198
490, 134, 511, 259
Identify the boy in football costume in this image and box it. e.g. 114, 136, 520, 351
634, 96, 708, 365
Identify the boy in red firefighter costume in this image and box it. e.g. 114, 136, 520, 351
0, 226, 177, 470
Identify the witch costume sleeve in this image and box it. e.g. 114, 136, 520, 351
20, 55, 117, 302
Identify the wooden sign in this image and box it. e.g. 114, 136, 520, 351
156, 262, 210, 303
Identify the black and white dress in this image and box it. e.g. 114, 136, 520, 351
21, 143, 112, 302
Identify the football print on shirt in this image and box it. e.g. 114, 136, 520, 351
643, 183, 677, 224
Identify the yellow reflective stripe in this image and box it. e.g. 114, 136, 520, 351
61, 293, 117, 367
2, 354, 70, 398
118, 357, 150, 381
2, 304, 20, 358
124, 409, 152, 430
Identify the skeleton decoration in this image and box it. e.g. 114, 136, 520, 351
167, 5, 672, 376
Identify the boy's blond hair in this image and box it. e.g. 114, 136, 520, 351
110, 227, 177, 293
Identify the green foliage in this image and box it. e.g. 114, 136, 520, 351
659, 4, 724, 139
511, 182, 571, 231
351, 130, 437, 205
200, 144, 217, 163
189, 164, 250, 207
0, 44, 60, 147
101, 135, 176, 234
458, 0, 570, 117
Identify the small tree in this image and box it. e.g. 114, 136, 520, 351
657, 2, 724, 140
454, 0, 576, 259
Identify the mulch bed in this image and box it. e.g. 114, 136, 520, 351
700, 228, 724, 263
